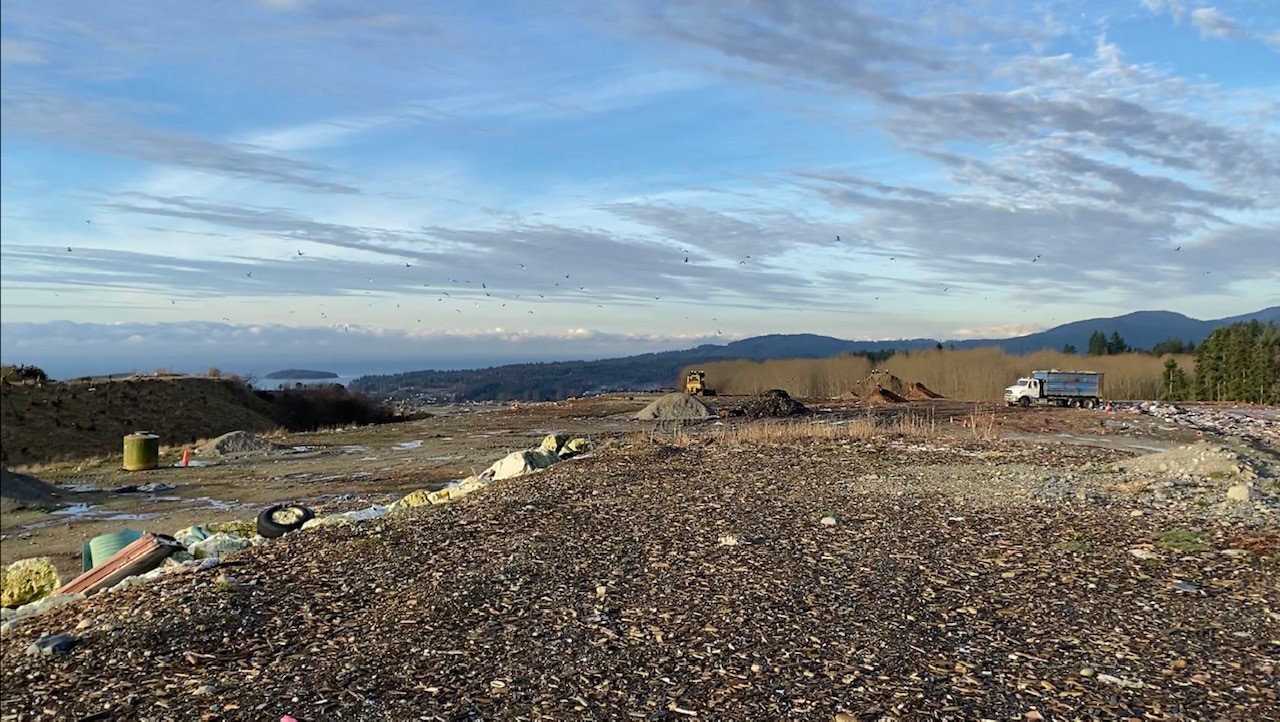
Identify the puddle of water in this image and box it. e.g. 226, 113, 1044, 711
51, 503, 99, 517
171, 459, 215, 468
291, 445, 317, 452
342, 445, 368, 454
62, 484, 100, 493
102, 512, 161, 522
393, 440, 423, 450
351, 472, 373, 478
359, 456, 381, 461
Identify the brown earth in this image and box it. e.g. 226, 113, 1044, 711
1, 404, 1276, 719
907, 381, 944, 400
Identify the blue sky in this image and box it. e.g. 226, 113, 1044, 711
2, 0, 1278, 377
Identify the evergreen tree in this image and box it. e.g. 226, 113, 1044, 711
1195, 321, 1280, 403
1107, 331, 1129, 355
1061, 343, 1077, 354
1160, 358, 1190, 401
1087, 331, 1108, 356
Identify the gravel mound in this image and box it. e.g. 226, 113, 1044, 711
742, 389, 809, 418
197, 430, 283, 457
1117, 441, 1261, 480
636, 393, 713, 421
0, 468, 62, 511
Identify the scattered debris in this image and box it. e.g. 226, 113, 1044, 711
57, 534, 183, 596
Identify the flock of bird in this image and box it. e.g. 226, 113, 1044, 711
58, 231, 1199, 335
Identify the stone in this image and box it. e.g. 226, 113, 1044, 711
1129, 548, 1161, 560
1078, 667, 1095, 678
1221, 548, 1251, 558
1226, 484, 1255, 502
820, 516, 839, 527
27, 633, 79, 657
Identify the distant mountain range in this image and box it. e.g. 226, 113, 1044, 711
352, 307, 1279, 401
706, 306, 1280, 358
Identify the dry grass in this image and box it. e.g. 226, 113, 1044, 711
694, 348, 1195, 401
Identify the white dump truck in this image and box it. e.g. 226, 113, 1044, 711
1004, 370, 1104, 409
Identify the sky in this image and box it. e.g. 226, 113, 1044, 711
2, 0, 1278, 378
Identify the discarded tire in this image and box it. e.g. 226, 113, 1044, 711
256, 504, 315, 539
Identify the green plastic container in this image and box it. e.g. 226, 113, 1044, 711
123, 432, 160, 471
83, 528, 144, 572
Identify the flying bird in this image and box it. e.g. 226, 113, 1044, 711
836, 235, 840, 242
246, 272, 252, 278
1174, 246, 1181, 251
405, 262, 412, 267
518, 263, 527, 269
297, 250, 304, 256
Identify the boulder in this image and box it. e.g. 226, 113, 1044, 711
1, 558, 61, 608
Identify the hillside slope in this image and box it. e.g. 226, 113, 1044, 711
0, 377, 280, 466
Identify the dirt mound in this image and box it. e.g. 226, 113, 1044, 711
906, 382, 943, 400
743, 389, 809, 418
197, 430, 284, 457
836, 391, 860, 401
856, 370, 908, 398
636, 393, 713, 421
864, 388, 907, 404
1, 468, 63, 511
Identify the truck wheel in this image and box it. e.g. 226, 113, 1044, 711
1083, 398, 1097, 410
1018, 396, 1031, 408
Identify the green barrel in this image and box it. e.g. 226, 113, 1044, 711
84, 529, 144, 571
122, 432, 160, 471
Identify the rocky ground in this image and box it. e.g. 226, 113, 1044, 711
2, 415, 1278, 720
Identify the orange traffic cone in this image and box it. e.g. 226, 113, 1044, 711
181, 447, 191, 467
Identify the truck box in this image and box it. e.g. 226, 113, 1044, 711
1031, 370, 1104, 398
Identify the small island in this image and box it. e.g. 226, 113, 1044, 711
263, 369, 340, 380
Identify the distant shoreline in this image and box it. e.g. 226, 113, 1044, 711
263, 369, 340, 380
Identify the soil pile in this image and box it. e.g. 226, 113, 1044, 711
856, 370, 908, 398
836, 391, 860, 401
0, 468, 62, 512
198, 430, 284, 457
636, 393, 713, 421
742, 389, 809, 418
865, 388, 907, 404
907, 381, 944, 400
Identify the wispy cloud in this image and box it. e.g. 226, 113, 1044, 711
0, 38, 45, 64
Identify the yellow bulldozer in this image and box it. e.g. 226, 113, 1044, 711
684, 370, 715, 396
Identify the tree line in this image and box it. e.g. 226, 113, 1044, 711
1071, 331, 1195, 356
1160, 321, 1279, 403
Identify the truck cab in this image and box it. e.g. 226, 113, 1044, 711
1004, 378, 1040, 406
